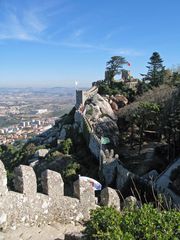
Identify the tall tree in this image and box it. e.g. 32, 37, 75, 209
146, 52, 165, 87
106, 56, 127, 86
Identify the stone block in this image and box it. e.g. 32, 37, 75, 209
13, 165, 37, 196
73, 178, 96, 205
123, 196, 138, 209
100, 187, 120, 211
41, 170, 64, 198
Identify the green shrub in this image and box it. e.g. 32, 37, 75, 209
86, 106, 93, 116
61, 138, 73, 155
84, 204, 180, 240
83, 207, 123, 240
63, 161, 80, 178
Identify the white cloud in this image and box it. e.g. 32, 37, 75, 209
0, 1, 52, 41
0, 2, 143, 57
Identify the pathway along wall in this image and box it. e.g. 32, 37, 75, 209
0, 160, 97, 231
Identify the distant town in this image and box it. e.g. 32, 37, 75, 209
0, 87, 75, 144
0, 116, 56, 144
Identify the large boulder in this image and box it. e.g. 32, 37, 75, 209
35, 149, 49, 158
111, 95, 128, 109
94, 116, 119, 146
116, 163, 136, 191
85, 104, 101, 121
90, 94, 117, 120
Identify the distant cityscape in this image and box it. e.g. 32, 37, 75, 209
0, 87, 75, 144
0, 116, 55, 144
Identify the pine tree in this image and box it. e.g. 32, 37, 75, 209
146, 52, 165, 87
106, 56, 127, 86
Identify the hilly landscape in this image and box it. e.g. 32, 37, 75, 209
0, 53, 180, 239
0, 0, 180, 239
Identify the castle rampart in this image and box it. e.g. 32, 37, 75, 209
0, 160, 97, 231
74, 109, 101, 160
75, 86, 98, 109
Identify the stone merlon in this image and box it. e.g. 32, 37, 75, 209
0, 160, 97, 231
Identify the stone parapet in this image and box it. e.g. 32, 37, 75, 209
75, 86, 98, 109
0, 160, 97, 231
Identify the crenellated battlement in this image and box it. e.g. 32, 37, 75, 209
75, 86, 98, 109
0, 160, 97, 231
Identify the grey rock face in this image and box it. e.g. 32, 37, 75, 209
59, 128, 66, 140
100, 149, 136, 191
35, 149, 49, 158
94, 116, 119, 146
123, 196, 138, 209
116, 163, 135, 191
100, 187, 120, 211
142, 170, 159, 181
91, 94, 117, 120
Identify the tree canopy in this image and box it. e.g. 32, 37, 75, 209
106, 56, 127, 85
145, 52, 165, 87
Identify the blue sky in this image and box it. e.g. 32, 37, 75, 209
0, 0, 180, 88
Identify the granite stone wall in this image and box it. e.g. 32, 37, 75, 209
75, 86, 98, 109
74, 86, 102, 160
0, 160, 97, 231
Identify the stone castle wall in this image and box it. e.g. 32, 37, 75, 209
0, 160, 97, 231
74, 109, 101, 160
75, 86, 98, 109
89, 133, 101, 159
74, 85, 101, 160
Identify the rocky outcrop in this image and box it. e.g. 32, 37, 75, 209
83, 94, 120, 148
100, 149, 136, 190
93, 116, 119, 146
110, 95, 128, 109
89, 94, 117, 120
35, 149, 49, 158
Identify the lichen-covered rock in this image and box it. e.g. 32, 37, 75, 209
123, 196, 138, 209
13, 165, 37, 196
85, 104, 101, 121
100, 187, 120, 211
0, 160, 97, 231
94, 116, 119, 146
90, 94, 117, 120
35, 149, 49, 158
